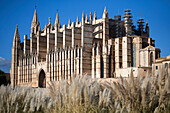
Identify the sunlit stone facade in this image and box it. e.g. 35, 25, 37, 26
10, 8, 160, 88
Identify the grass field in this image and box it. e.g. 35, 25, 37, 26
0, 68, 170, 113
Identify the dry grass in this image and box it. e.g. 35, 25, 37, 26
0, 68, 170, 113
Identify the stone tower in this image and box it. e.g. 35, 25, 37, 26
11, 25, 21, 88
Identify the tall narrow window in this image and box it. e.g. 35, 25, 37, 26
132, 43, 136, 67
33, 57, 34, 64
53, 52, 54, 80
150, 52, 153, 66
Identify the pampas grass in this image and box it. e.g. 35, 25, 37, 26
0, 67, 170, 113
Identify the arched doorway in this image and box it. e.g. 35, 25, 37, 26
39, 70, 46, 88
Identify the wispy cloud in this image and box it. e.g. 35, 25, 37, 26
0, 57, 11, 73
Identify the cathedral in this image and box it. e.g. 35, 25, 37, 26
10, 7, 161, 88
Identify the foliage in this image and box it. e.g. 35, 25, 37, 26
0, 69, 5, 75
0, 67, 170, 113
0, 69, 8, 86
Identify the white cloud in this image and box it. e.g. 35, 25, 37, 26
0, 57, 11, 73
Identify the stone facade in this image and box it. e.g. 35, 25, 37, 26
10, 7, 161, 88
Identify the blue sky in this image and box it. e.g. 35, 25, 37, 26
0, 0, 170, 72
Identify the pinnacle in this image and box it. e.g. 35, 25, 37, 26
13, 24, 20, 42
68, 18, 71, 27
93, 12, 97, 20
102, 6, 108, 18
69, 18, 71, 25
90, 12, 92, 21
104, 6, 108, 13
85, 14, 88, 22
32, 9, 38, 23
55, 13, 60, 27
146, 20, 149, 29
76, 16, 79, 24
82, 11, 85, 20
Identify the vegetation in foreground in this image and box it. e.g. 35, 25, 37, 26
0, 69, 10, 86
0, 67, 170, 113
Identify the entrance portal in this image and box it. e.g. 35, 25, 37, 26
39, 70, 46, 88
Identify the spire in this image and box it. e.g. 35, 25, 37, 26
31, 9, 40, 34
102, 6, 108, 18
13, 25, 20, 45
32, 9, 38, 24
93, 11, 97, 21
76, 16, 79, 26
68, 18, 71, 28
54, 13, 61, 28
90, 12, 92, 23
85, 14, 88, 23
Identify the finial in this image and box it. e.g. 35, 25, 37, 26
16, 24, 18, 28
